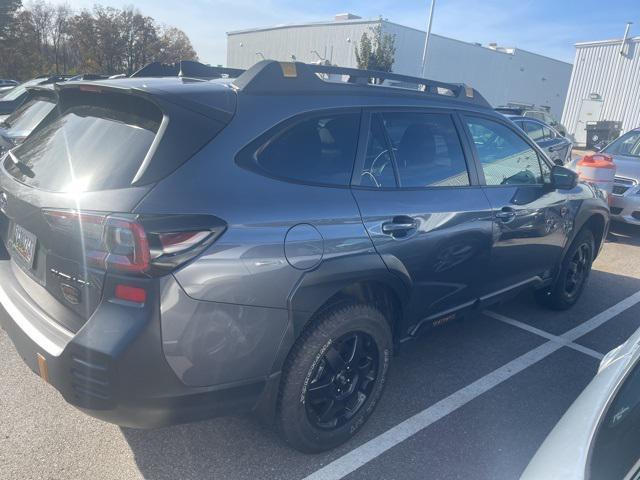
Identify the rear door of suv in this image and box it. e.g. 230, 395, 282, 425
351, 108, 494, 331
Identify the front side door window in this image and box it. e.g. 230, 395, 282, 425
465, 116, 546, 186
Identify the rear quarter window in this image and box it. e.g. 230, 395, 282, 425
239, 112, 361, 187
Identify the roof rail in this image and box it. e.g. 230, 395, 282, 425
232, 60, 491, 108
130, 60, 245, 80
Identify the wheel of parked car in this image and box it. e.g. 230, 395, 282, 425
276, 303, 393, 453
535, 228, 595, 310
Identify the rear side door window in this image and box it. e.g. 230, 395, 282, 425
464, 116, 546, 186
253, 112, 361, 186
359, 111, 470, 188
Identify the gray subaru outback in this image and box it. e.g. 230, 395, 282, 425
0, 61, 609, 452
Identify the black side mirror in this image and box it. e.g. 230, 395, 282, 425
551, 165, 579, 190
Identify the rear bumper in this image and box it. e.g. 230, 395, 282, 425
0, 259, 273, 428
610, 194, 640, 225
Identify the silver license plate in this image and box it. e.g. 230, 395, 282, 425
10, 224, 37, 267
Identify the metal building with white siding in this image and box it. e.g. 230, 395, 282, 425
562, 34, 640, 146
227, 14, 572, 117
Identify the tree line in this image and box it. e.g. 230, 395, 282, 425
0, 0, 198, 80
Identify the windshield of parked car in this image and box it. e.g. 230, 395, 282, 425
602, 130, 640, 158
0, 78, 42, 101
2, 98, 56, 136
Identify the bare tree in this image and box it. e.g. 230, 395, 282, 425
121, 8, 159, 75
28, 0, 54, 69
48, 3, 70, 72
3, 1, 200, 79
157, 26, 198, 63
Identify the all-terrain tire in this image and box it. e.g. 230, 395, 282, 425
535, 228, 595, 310
276, 303, 392, 453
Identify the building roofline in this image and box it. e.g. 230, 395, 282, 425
227, 16, 571, 66
227, 18, 381, 36
575, 36, 640, 47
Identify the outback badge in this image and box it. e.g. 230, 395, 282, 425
60, 283, 81, 305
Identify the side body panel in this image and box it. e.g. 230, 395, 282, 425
353, 187, 493, 326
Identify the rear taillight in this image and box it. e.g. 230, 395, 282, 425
115, 284, 147, 304
43, 209, 226, 275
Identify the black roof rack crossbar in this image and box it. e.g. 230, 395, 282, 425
130, 60, 245, 80
232, 60, 491, 108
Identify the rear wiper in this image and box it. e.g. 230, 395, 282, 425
7, 150, 35, 178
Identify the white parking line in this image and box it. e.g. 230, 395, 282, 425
484, 310, 604, 360
303, 290, 640, 480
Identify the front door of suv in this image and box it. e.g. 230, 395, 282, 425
461, 114, 571, 302
351, 109, 494, 333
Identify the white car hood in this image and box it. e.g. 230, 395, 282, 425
610, 155, 640, 182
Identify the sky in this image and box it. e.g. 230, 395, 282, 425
60, 0, 639, 65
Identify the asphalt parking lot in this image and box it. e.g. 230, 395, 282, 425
1, 222, 639, 480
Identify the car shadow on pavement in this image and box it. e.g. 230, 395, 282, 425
119, 307, 545, 480
608, 222, 640, 247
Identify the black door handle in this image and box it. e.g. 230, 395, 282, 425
382, 216, 418, 236
495, 208, 516, 221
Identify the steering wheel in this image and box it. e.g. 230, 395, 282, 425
361, 149, 395, 187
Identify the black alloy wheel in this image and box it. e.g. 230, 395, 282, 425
535, 228, 595, 310
564, 241, 592, 298
305, 331, 379, 430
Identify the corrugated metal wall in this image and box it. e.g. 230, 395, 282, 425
227, 19, 572, 117
562, 38, 640, 141
227, 20, 376, 71
394, 28, 572, 117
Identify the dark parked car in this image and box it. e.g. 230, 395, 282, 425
496, 105, 567, 137
0, 85, 58, 152
0, 79, 19, 95
0, 61, 609, 452
0, 75, 67, 116
507, 115, 573, 165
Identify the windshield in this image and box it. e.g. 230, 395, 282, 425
2, 98, 55, 136
603, 130, 640, 158
0, 78, 42, 101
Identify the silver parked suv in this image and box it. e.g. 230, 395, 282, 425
0, 61, 609, 452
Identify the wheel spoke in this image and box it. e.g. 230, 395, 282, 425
358, 356, 373, 372
319, 398, 345, 424
346, 334, 364, 367
324, 345, 347, 373
307, 379, 333, 402
317, 399, 336, 423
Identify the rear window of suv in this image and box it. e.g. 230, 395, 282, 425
5, 92, 162, 193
